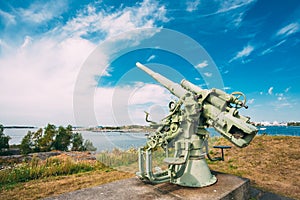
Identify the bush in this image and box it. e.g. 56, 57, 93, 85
0, 124, 11, 155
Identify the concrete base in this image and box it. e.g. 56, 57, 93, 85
45, 172, 250, 200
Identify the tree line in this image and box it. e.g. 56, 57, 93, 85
0, 124, 96, 155
287, 122, 300, 126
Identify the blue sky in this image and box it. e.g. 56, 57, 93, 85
0, 0, 299, 126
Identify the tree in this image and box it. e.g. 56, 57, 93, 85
38, 124, 57, 152
19, 124, 97, 153
20, 131, 34, 155
0, 124, 11, 154
32, 128, 43, 152
52, 126, 72, 151
71, 132, 85, 151
84, 139, 97, 151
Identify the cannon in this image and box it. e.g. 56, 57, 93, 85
136, 62, 258, 187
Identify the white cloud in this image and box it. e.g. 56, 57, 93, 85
20, 36, 33, 49
276, 22, 300, 37
260, 40, 286, 56
229, 44, 254, 63
285, 87, 291, 93
248, 98, 254, 104
218, 0, 256, 14
196, 60, 208, 68
223, 86, 231, 91
0, 37, 96, 126
202, 0, 256, 21
63, 0, 168, 40
128, 83, 171, 105
17, 0, 68, 24
204, 72, 212, 77
0, 0, 169, 126
268, 87, 273, 95
146, 55, 156, 62
93, 83, 172, 126
0, 9, 16, 25
186, 0, 201, 12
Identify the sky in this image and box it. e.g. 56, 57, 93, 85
0, 0, 299, 127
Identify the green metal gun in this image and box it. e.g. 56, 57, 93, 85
136, 62, 258, 187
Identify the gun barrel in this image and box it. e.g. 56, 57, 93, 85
136, 62, 187, 98
181, 79, 203, 94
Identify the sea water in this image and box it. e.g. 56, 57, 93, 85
4, 126, 300, 152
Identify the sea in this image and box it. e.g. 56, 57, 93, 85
3, 126, 300, 152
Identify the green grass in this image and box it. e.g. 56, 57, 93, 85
0, 154, 109, 189
97, 148, 139, 167
96, 147, 173, 169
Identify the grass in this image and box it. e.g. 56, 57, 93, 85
208, 135, 300, 199
0, 152, 133, 200
99, 135, 300, 200
0, 136, 299, 200
0, 170, 133, 200
0, 154, 108, 189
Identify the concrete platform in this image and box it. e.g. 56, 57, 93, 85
45, 172, 250, 200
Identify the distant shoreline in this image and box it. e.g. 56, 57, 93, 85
3, 126, 36, 129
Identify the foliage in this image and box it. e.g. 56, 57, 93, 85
0, 124, 11, 155
20, 131, 34, 155
0, 155, 109, 188
20, 124, 96, 154
83, 140, 97, 151
71, 132, 85, 151
52, 126, 72, 151
287, 121, 300, 126
39, 124, 56, 152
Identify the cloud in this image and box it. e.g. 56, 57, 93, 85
200, 0, 256, 27
128, 83, 171, 105
217, 0, 256, 14
260, 39, 286, 56
275, 93, 287, 101
0, 9, 16, 25
223, 86, 231, 91
146, 55, 156, 62
229, 44, 254, 63
276, 22, 300, 37
204, 72, 212, 77
62, 0, 168, 40
186, 0, 201, 12
93, 83, 172, 125
268, 87, 273, 95
196, 60, 208, 68
0, 0, 169, 126
20, 36, 33, 49
248, 98, 254, 104
0, 36, 96, 125
285, 87, 291, 93
17, 0, 68, 24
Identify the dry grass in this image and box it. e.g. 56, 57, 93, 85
0, 152, 134, 200
1, 136, 299, 200
0, 169, 133, 200
108, 136, 300, 200
209, 135, 300, 199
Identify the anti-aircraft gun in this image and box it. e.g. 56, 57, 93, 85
136, 62, 258, 187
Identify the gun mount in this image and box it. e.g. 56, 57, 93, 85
136, 62, 258, 187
